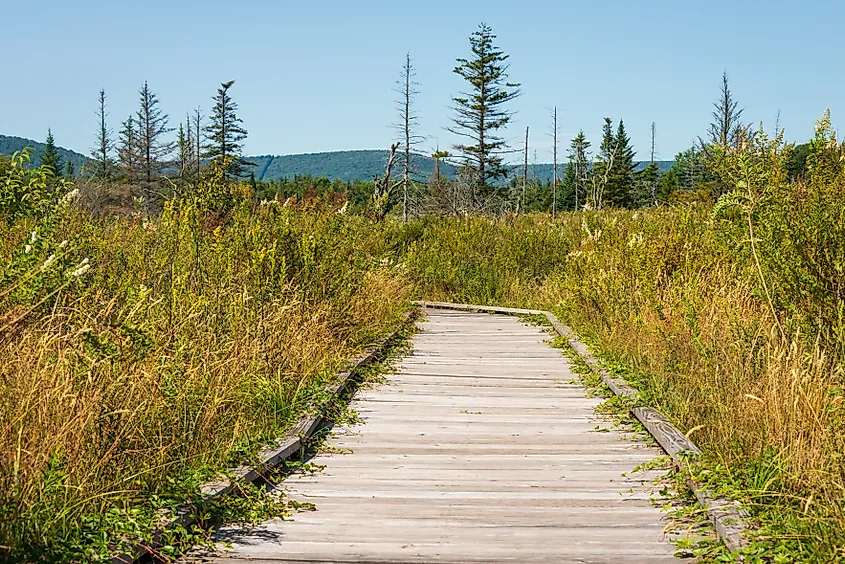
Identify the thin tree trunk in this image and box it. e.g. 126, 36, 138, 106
521, 126, 529, 214
403, 54, 411, 223
552, 108, 557, 219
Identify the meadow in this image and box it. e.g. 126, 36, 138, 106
2, 124, 845, 562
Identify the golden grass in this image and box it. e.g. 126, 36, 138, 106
0, 203, 412, 560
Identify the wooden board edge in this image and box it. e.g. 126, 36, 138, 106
420, 301, 750, 553
113, 308, 418, 564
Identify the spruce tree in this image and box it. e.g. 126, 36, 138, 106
118, 115, 138, 181
91, 89, 115, 180
633, 162, 660, 207
136, 81, 174, 182
605, 120, 635, 207
177, 122, 192, 180
448, 23, 520, 201
40, 129, 63, 177
568, 131, 590, 211
203, 80, 249, 177
590, 118, 616, 209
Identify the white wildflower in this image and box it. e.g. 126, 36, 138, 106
69, 259, 91, 278
337, 201, 349, 215
24, 245, 32, 254
30, 231, 37, 244
40, 254, 56, 271
69, 264, 91, 278
59, 240, 68, 249
60, 188, 80, 205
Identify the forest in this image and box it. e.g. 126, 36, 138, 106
1, 22, 843, 563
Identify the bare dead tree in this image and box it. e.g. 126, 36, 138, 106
372, 142, 403, 221
589, 142, 618, 210
192, 108, 203, 175
551, 108, 559, 219
395, 53, 424, 222
520, 126, 529, 214
649, 122, 658, 206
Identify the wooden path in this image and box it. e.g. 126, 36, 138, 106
203, 308, 678, 563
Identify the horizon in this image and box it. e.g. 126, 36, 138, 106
2, 0, 842, 165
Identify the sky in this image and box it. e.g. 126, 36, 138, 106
1, 0, 842, 164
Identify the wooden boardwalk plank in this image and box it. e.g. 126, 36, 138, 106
200, 310, 679, 563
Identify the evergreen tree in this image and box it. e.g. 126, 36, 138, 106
136, 81, 174, 182
705, 70, 750, 149
590, 118, 616, 209
64, 160, 75, 178
203, 80, 249, 177
177, 122, 192, 180
118, 115, 138, 180
632, 162, 660, 207
558, 162, 577, 211
605, 120, 635, 207
448, 23, 520, 201
91, 89, 115, 180
567, 131, 590, 211
40, 129, 63, 177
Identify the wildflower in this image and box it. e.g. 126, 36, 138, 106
69, 264, 91, 278
337, 201, 349, 215
59, 240, 68, 249
69, 258, 91, 278
30, 231, 37, 244
25, 245, 32, 254
60, 188, 80, 205
41, 254, 56, 271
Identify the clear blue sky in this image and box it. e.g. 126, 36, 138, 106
1, 0, 842, 163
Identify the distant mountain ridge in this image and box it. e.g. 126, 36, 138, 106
249, 150, 673, 183
1, 135, 673, 183
0, 134, 89, 170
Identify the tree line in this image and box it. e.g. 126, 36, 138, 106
20, 22, 815, 219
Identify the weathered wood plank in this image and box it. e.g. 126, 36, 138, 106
203, 310, 679, 563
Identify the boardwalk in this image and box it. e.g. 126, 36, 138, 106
205, 308, 678, 563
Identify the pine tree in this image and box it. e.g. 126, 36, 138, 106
558, 162, 577, 211
91, 89, 115, 180
40, 129, 63, 177
568, 131, 590, 211
633, 162, 660, 207
177, 122, 192, 180
590, 118, 617, 209
203, 80, 249, 177
118, 115, 139, 180
136, 81, 174, 182
448, 23, 520, 201
64, 160, 75, 178
706, 71, 750, 149
605, 120, 635, 207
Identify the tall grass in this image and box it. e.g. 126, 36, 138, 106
0, 199, 411, 561
401, 208, 845, 560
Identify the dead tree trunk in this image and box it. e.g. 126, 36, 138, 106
552, 108, 558, 219
372, 142, 402, 222
521, 126, 529, 214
